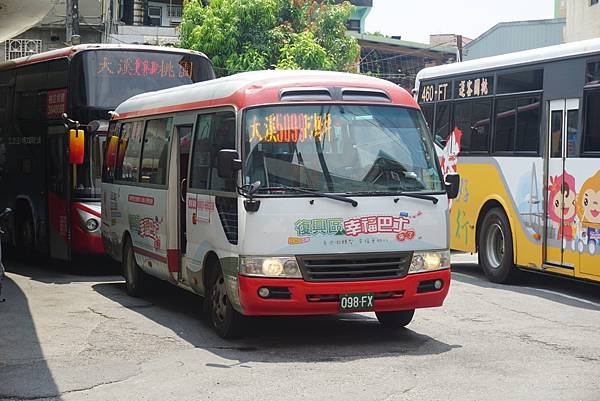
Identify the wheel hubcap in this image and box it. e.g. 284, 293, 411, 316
485, 222, 505, 269
212, 275, 227, 323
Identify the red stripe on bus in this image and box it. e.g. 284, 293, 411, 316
133, 246, 167, 263
115, 95, 242, 120
74, 202, 101, 217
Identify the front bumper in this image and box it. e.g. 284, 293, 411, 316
237, 269, 451, 316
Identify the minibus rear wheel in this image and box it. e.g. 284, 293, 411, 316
376, 309, 415, 328
123, 237, 150, 297
207, 264, 245, 339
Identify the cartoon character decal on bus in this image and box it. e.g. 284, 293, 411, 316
439, 128, 462, 177
577, 171, 600, 254
547, 172, 577, 246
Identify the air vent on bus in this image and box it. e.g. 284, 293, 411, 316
280, 88, 332, 102
341, 88, 391, 102
216, 197, 238, 245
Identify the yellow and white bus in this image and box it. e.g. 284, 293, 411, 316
415, 38, 600, 284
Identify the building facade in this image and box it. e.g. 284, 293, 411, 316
1, 0, 104, 61
1, 0, 184, 61
565, 0, 600, 42
463, 18, 565, 60
351, 32, 456, 90
108, 0, 184, 45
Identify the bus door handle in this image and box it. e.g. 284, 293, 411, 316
180, 178, 187, 203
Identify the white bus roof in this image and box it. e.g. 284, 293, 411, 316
113, 70, 415, 119
416, 37, 600, 83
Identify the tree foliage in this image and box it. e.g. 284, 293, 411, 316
179, 0, 360, 76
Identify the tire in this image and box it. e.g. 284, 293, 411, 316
122, 238, 149, 297
207, 263, 245, 339
478, 207, 519, 284
15, 208, 35, 253
376, 309, 415, 328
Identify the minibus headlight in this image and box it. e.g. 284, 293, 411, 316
239, 256, 302, 278
409, 250, 450, 273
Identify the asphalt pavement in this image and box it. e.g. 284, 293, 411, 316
1, 254, 599, 401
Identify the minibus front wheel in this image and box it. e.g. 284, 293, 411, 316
376, 309, 415, 328
207, 263, 245, 339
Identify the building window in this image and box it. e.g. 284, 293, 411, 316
4, 39, 42, 61
591, 0, 599, 6
346, 20, 361, 32
148, 6, 162, 26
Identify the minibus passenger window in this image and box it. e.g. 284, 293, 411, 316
115, 121, 143, 182
139, 118, 172, 185
209, 113, 236, 192
189, 111, 236, 192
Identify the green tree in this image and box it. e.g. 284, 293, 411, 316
179, 0, 360, 77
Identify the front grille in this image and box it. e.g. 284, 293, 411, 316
297, 252, 413, 282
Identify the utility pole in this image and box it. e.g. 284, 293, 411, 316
456, 34, 463, 62
66, 0, 81, 45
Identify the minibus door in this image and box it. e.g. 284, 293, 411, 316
177, 125, 193, 266
544, 99, 579, 270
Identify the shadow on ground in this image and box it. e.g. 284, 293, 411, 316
93, 280, 461, 365
0, 276, 62, 400
451, 260, 600, 311
3, 253, 120, 285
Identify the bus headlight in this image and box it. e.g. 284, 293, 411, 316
85, 218, 99, 232
239, 256, 302, 278
409, 250, 450, 273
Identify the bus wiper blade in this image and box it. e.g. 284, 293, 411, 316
259, 185, 358, 207
347, 191, 439, 204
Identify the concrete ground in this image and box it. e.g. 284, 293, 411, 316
1, 254, 599, 401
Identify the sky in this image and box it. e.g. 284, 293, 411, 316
364, 0, 556, 43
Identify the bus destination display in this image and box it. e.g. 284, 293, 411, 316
96, 56, 193, 79
248, 112, 332, 143
419, 82, 450, 103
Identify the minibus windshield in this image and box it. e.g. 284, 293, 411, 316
243, 105, 443, 194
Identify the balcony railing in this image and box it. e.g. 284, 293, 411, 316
168, 5, 182, 18
4, 39, 42, 61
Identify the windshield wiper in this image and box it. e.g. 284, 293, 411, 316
258, 184, 358, 207
346, 191, 439, 204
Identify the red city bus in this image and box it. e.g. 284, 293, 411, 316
0, 44, 214, 261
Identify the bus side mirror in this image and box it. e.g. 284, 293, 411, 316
69, 129, 85, 165
445, 174, 460, 200
217, 149, 242, 179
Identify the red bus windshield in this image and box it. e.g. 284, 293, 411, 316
80, 50, 215, 109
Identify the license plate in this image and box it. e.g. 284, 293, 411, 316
339, 292, 374, 311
